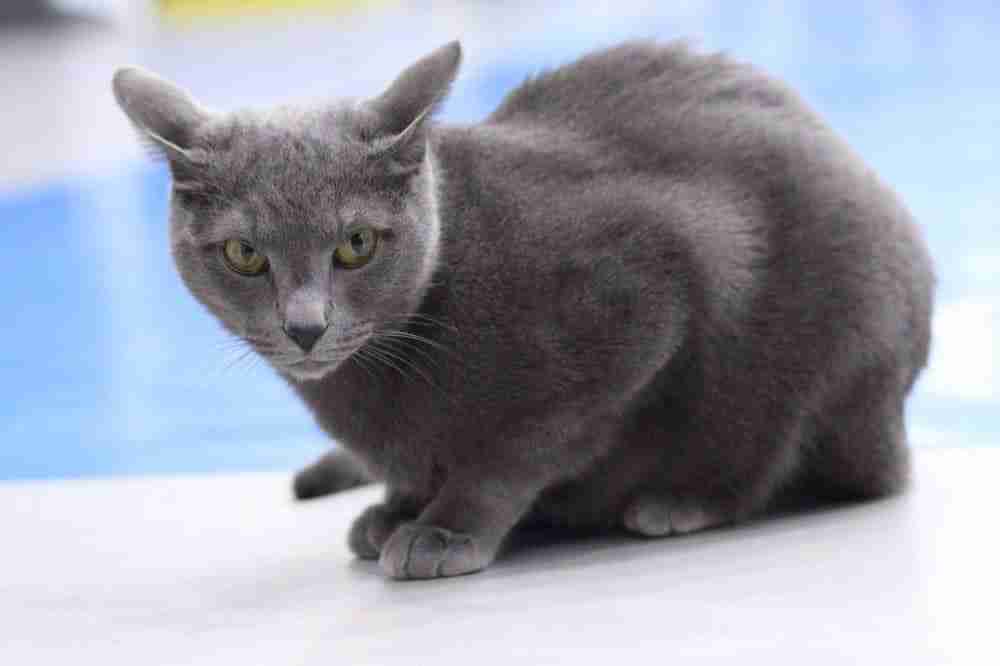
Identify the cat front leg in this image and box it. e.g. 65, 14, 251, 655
378, 475, 543, 579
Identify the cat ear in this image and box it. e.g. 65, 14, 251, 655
366, 41, 462, 173
112, 67, 211, 163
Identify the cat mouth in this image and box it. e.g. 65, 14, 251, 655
288, 358, 329, 369
282, 357, 338, 381
272, 329, 374, 381
280, 343, 367, 380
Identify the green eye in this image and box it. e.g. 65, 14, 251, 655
334, 227, 378, 269
222, 239, 268, 276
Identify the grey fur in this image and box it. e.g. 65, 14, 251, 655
112, 40, 934, 580
293, 449, 372, 500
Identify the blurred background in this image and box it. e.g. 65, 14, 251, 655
0, 0, 996, 480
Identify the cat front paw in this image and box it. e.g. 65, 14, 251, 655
378, 523, 487, 580
348, 503, 410, 560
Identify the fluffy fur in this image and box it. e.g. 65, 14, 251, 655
112, 41, 934, 579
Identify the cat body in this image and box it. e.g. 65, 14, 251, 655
113, 41, 933, 579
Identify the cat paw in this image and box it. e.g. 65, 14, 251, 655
293, 450, 371, 501
348, 504, 409, 560
378, 523, 487, 580
622, 496, 717, 537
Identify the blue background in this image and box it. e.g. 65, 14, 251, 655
1, 0, 997, 479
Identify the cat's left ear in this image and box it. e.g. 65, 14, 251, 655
366, 41, 462, 173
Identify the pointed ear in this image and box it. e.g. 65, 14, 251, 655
366, 41, 461, 173
112, 66, 211, 162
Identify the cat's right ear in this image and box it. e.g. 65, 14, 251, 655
111, 67, 211, 163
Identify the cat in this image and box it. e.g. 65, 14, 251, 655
112, 40, 934, 580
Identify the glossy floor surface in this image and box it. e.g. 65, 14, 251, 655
1, 2, 998, 480
2, 449, 996, 664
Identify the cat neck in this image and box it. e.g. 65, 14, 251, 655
285, 264, 455, 450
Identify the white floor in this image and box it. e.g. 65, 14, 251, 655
3, 448, 996, 664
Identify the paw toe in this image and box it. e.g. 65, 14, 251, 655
623, 499, 674, 537
348, 519, 380, 560
292, 468, 327, 501
669, 506, 714, 534
379, 523, 483, 580
624, 497, 716, 537
292, 452, 369, 501
348, 504, 403, 560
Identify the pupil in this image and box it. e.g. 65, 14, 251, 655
351, 233, 365, 252
240, 243, 253, 259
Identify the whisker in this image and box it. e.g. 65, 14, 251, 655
375, 333, 443, 367
369, 340, 434, 381
391, 312, 459, 334
214, 337, 250, 353
222, 347, 257, 373
378, 329, 451, 354
349, 348, 379, 383
362, 344, 414, 382
237, 350, 266, 376
367, 339, 452, 402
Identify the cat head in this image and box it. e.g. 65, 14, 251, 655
112, 42, 461, 381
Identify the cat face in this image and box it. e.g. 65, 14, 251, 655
113, 43, 460, 381
164, 108, 443, 381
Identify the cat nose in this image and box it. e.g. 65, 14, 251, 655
284, 321, 327, 353
282, 287, 328, 352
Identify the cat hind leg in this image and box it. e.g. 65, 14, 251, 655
804, 380, 911, 503
292, 449, 373, 501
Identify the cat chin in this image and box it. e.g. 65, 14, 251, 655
278, 359, 341, 382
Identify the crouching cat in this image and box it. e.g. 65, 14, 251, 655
112, 40, 933, 579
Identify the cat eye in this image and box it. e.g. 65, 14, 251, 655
222, 239, 268, 276
334, 228, 379, 269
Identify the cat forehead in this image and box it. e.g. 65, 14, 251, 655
209, 105, 372, 182
179, 104, 406, 238
226, 103, 362, 144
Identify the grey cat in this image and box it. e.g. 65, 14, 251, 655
112, 40, 933, 580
